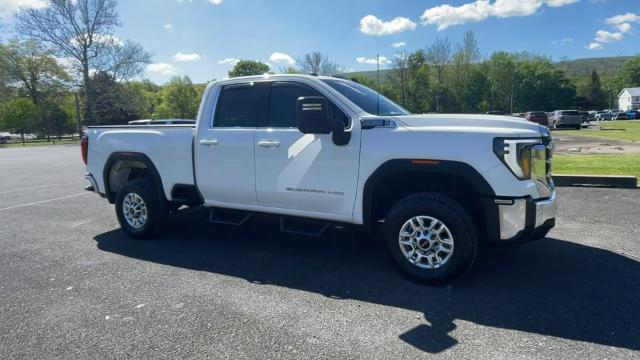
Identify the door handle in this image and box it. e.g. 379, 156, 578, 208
258, 140, 280, 148
199, 138, 219, 146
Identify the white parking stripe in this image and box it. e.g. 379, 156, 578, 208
0, 184, 58, 194
0, 192, 88, 211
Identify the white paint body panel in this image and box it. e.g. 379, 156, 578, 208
86, 74, 546, 225
86, 126, 195, 201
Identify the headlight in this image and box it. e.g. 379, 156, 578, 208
493, 138, 542, 180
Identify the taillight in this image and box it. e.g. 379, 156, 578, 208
81, 135, 88, 165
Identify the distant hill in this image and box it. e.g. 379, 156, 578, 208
557, 56, 633, 77
342, 56, 634, 83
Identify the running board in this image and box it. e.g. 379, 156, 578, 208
280, 217, 331, 238
209, 209, 252, 226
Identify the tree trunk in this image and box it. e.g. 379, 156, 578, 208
82, 57, 94, 125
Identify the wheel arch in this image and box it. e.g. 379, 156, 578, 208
362, 159, 497, 236
103, 152, 165, 204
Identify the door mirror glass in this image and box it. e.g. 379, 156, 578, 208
297, 96, 332, 134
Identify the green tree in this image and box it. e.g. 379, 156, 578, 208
92, 72, 147, 125
228, 60, 270, 78
405, 50, 431, 113
0, 98, 38, 137
585, 70, 605, 109
515, 56, 576, 112
617, 56, 640, 88
17, 0, 151, 124
2, 40, 69, 139
163, 76, 199, 119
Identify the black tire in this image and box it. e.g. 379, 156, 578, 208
382, 193, 478, 285
115, 178, 168, 239
575, 124, 582, 130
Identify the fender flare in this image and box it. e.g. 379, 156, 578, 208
361, 159, 496, 230
103, 152, 165, 204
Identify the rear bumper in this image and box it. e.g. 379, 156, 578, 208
485, 190, 557, 245
84, 173, 102, 196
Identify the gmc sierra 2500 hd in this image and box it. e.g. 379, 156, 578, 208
82, 74, 557, 284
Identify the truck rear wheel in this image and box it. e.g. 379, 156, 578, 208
382, 193, 478, 284
115, 178, 168, 239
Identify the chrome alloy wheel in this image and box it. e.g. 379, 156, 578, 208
398, 216, 454, 269
122, 193, 148, 229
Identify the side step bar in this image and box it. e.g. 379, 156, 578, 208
280, 217, 331, 238
209, 209, 252, 226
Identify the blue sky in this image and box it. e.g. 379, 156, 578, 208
3, 0, 639, 83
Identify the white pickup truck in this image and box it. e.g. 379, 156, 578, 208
82, 74, 557, 283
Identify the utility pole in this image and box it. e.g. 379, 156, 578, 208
510, 63, 514, 114
376, 53, 380, 116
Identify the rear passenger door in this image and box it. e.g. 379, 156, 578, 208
195, 82, 266, 206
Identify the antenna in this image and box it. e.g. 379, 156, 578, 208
377, 53, 380, 116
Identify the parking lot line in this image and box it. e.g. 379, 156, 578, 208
0, 184, 58, 194
0, 192, 89, 211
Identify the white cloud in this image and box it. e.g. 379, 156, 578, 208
420, 0, 579, 30
586, 42, 603, 50
177, 0, 223, 5
147, 63, 181, 75
359, 15, 417, 36
551, 37, 573, 45
163, 24, 174, 32
356, 56, 391, 65
391, 41, 406, 48
218, 58, 239, 65
605, 12, 640, 25
0, 0, 47, 17
595, 30, 622, 43
269, 52, 295, 65
587, 12, 639, 50
69, 33, 122, 47
173, 52, 203, 62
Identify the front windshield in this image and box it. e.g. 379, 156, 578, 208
321, 79, 410, 116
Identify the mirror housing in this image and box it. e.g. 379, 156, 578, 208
297, 96, 350, 145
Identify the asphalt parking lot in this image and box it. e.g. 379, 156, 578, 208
1, 145, 639, 359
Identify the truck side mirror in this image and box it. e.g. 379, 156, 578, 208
297, 96, 350, 146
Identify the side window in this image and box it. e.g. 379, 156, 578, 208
268, 82, 350, 128
269, 83, 319, 128
214, 85, 262, 128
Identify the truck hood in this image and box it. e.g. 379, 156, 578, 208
394, 114, 544, 137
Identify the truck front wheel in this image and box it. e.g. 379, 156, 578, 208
115, 178, 168, 239
383, 193, 478, 284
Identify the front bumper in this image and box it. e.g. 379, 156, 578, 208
489, 190, 557, 244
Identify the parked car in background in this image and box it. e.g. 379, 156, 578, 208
486, 110, 509, 115
128, 119, 196, 125
612, 111, 628, 120
549, 110, 582, 129
578, 111, 589, 124
595, 110, 613, 121
525, 111, 549, 126
587, 111, 597, 121
627, 110, 640, 120
0, 132, 10, 144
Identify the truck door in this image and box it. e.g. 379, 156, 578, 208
254, 81, 361, 221
195, 82, 266, 206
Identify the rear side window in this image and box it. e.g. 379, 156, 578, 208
215, 85, 262, 127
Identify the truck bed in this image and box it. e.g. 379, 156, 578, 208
86, 125, 196, 201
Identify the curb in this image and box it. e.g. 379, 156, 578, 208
553, 175, 638, 189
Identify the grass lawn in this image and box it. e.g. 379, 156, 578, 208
560, 120, 640, 143
554, 154, 640, 179
0, 139, 80, 148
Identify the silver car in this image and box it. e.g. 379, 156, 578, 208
550, 110, 582, 130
